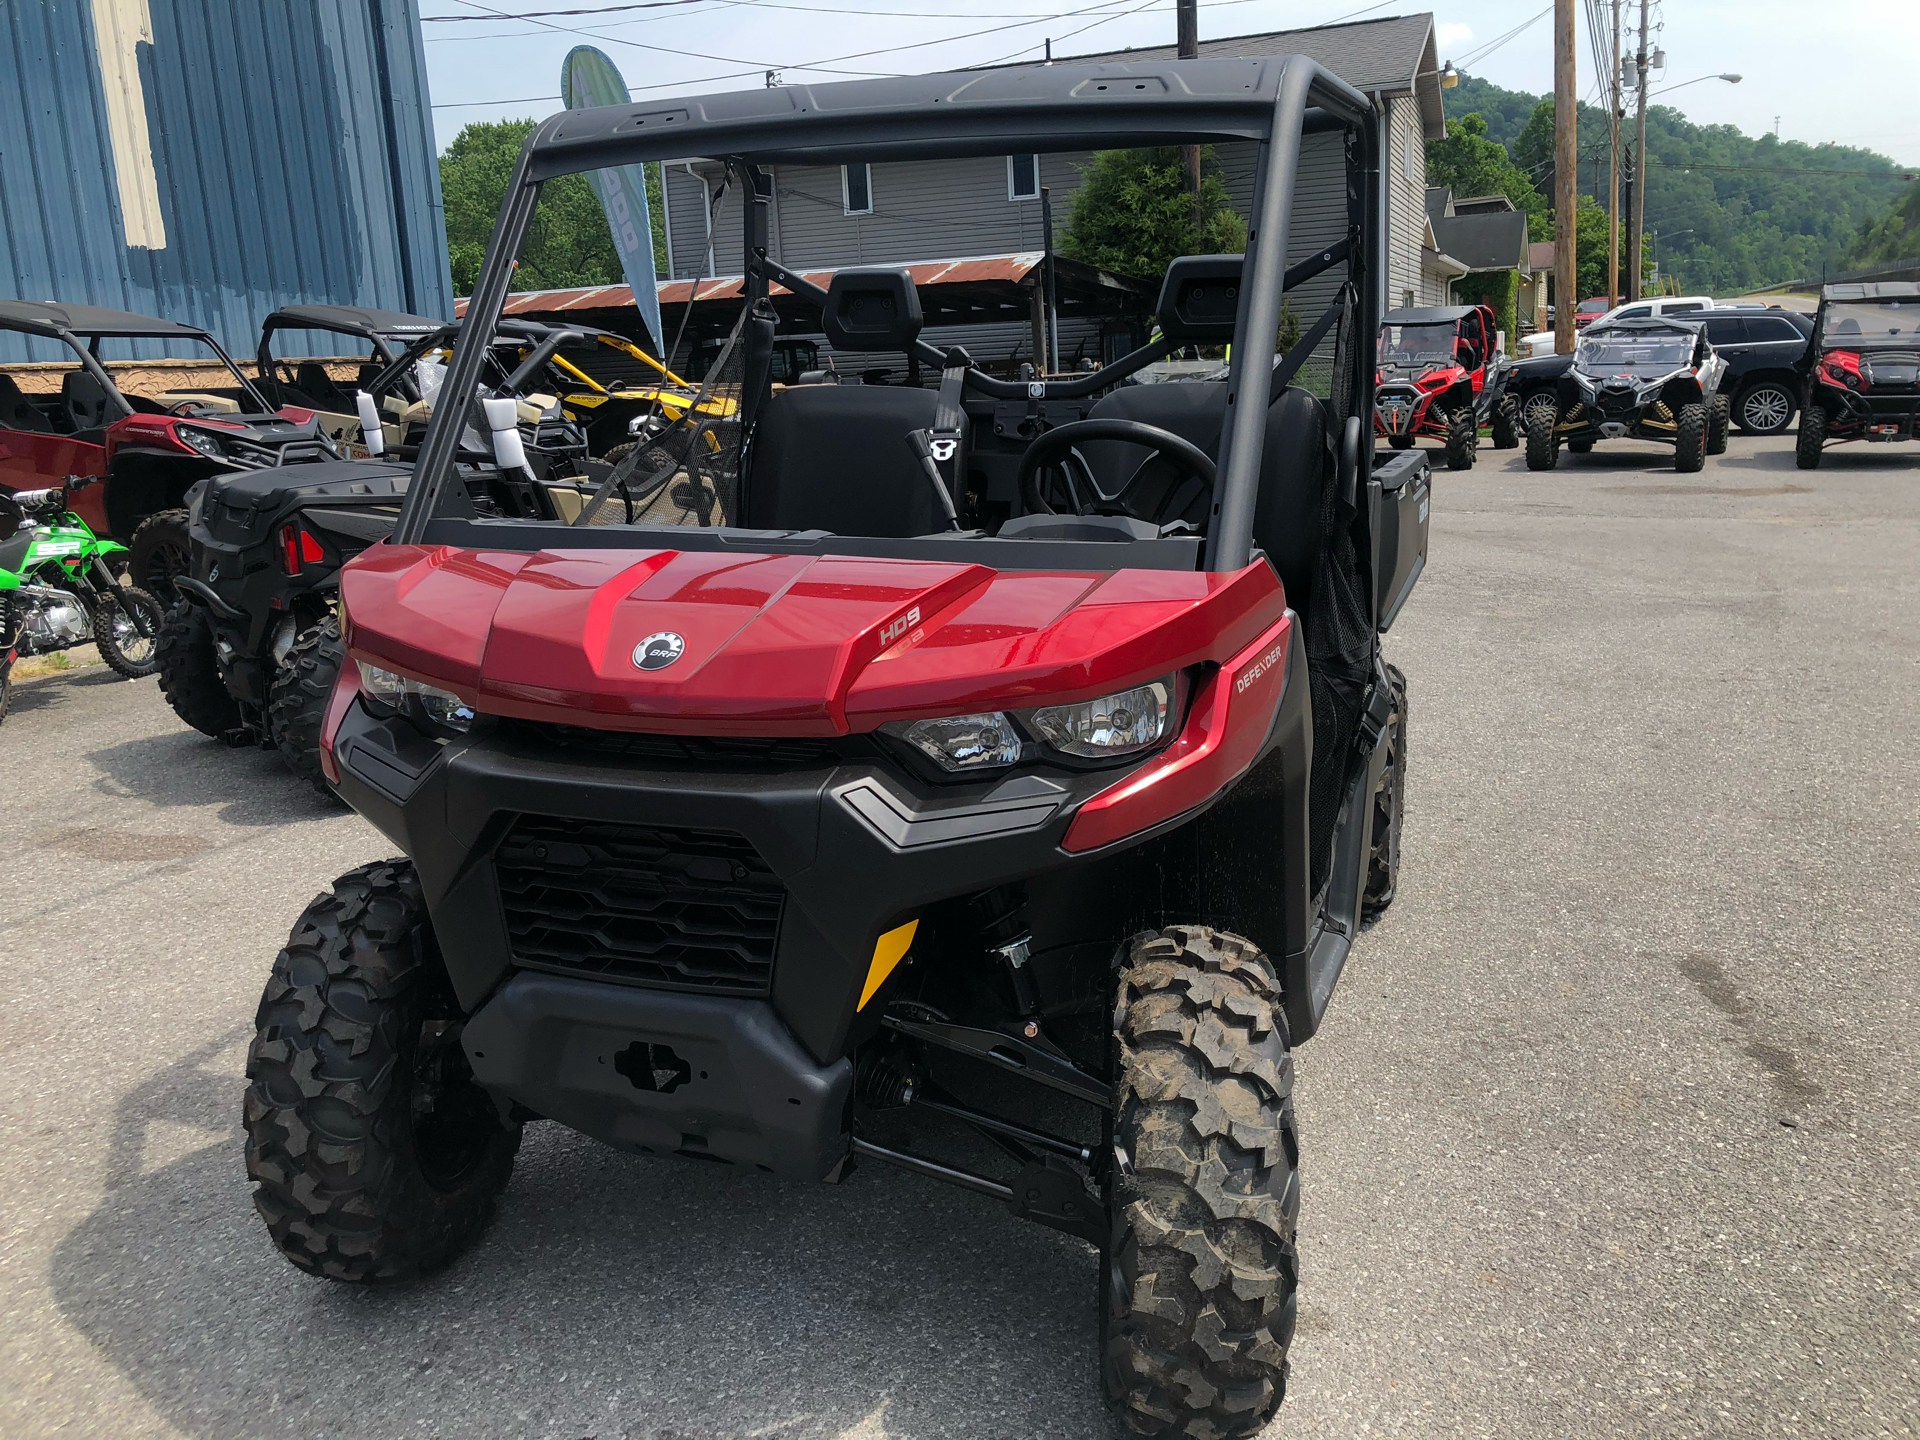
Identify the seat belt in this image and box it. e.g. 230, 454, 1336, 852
928, 346, 970, 497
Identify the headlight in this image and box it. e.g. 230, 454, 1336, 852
880, 712, 1021, 772
1027, 678, 1173, 759
357, 660, 475, 734
175, 425, 226, 459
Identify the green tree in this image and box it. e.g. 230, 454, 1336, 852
1439, 72, 1909, 294
1426, 112, 1551, 241
1058, 147, 1248, 283
1852, 178, 1920, 264
439, 118, 669, 296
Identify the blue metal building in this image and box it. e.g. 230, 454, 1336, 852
0, 0, 452, 362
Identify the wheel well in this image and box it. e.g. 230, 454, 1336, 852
1661, 377, 1705, 410
1735, 369, 1800, 397
103, 454, 218, 539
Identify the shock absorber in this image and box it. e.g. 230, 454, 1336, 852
971, 885, 1039, 1019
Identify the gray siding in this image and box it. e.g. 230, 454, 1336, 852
1386, 96, 1430, 309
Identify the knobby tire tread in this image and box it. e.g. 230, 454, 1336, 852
1106, 927, 1299, 1439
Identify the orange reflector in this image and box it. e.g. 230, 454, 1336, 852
858, 920, 919, 1010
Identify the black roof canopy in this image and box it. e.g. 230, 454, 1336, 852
0, 299, 213, 341
522, 57, 1369, 178
262, 304, 449, 340
1382, 305, 1477, 325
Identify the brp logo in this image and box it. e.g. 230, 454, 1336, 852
633, 631, 686, 671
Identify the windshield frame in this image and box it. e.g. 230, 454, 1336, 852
1378, 322, 1461, 367
393, 56, 1380, 574
1574, 329, 1695, 378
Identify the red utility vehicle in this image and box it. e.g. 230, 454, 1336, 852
0, 301, 333, 593
240, 59, 1430, 1440
1373, 302, 1519, 468
1795, 281, 1920, 467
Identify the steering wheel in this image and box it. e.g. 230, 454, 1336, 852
1015, 418, 1217, 527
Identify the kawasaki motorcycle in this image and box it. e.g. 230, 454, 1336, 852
0, 477, 167, 721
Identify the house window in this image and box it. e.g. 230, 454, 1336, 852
842, 163, 872, 215
1008, 154, 1039, 201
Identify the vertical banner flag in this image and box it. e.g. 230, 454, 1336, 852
560, 47, 664, 350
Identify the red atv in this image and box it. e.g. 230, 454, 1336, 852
1374, 303, 1519, 469
0, 301, 336, 594
242, 59, 1429, 1440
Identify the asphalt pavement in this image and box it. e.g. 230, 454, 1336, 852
1, 433, 1915, 1439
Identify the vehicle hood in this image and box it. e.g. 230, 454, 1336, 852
340, 543, 1288, 734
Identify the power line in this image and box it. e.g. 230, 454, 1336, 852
1450, 5, 1550, 71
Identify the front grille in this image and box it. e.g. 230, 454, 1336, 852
495, 816, 784, 994
505, 719, 842, 769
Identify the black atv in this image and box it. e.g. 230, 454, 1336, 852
1795, 281, 1920, 468
238, 57, 1431, 1440
156, 322, 615, 791
1525, 317, 1731, 472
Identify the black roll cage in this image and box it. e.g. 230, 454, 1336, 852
395, 56, 1385, 573
0, 320, 275, 421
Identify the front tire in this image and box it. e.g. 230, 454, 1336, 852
128, 508, 192, 599
243, 859, 520, 1282
1795, 404, 1826, 469
156, 600, 244, 738
1363, 664, 1407, 917
267, 613, 344, 794
1525, 406, 1560, 470
1674, 403, 1707, 473
1444, 407, 1476, 470
1106, 927, 1299, 1439
1706, 393, 1731, 455
1490, 394, 1521, 449
91, 585, 166, 678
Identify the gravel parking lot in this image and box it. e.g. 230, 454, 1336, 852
2, 434, 1915, 1439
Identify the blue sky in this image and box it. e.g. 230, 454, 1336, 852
419, 0, 1920, 165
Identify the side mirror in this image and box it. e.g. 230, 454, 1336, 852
822, 268, 922, 352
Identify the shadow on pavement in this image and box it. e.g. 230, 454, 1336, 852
51, 1042, 1110, 1440
85, 728, 347, 829
8, 665, 132, 718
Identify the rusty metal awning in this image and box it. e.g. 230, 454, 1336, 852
454, 252, 1154, 348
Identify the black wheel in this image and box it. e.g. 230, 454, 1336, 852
1674, 403, 1707, 473
1795, 404, 1826, 470
1521, 390, 1558, 433
1387, 433, 1414, 450
1363, 663, 1407, 917
1444, 407, 1476, 470
1706, 393, 1731, 455
91, 585, 165, 678
0, 659, 10, 726
1490, 394, 1521, 449
1736, 381, 1795, 436
267, 613, 344, 795
156, 600, 245, 738
1106, 927, 1299, 1439
128, 508, 192, 599
244, 859, 520, 1282
1524, 406, 1559, 471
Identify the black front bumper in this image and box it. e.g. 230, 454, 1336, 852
463, 971, 854, 1177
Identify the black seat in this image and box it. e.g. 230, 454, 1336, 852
0, 374, 53, 433
296, 361, 346, 409
62, 369, 113, 433
743, 385, 947, 536
1085, 381, 1329, 610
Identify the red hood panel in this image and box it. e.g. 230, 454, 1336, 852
341, 544, 1288, 734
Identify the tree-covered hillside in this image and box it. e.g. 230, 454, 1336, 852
1852, 179, 1920, 265
1443, 74, 1913, 294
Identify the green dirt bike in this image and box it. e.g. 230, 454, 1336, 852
0, 476, 166, 722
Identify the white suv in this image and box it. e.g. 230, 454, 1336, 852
1521, 296, 1719, 355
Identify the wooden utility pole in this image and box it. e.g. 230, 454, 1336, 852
1627, 0, 1650, 302
1178, 0, 1201, 227
1606, 0, 1622, 308
1553, 0, 1577, 353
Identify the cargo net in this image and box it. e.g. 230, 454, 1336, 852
572, 322, 746, 529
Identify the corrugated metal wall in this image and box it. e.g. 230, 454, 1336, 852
0, 0, 451, 362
